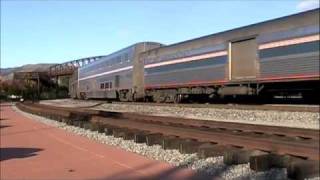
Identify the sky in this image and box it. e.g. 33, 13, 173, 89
1, 0, 319, 68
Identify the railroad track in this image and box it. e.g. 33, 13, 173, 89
112, 101, 319, 113
17, 102, 319, 179
41, 99, 319, 112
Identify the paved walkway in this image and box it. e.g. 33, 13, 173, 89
0, 103, 206, 180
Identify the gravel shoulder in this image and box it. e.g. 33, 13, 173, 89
41, 99, 319, 130
40, 99, 101, 108
13, 105, 288, 180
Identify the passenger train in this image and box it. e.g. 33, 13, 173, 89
70, 9, 320, 103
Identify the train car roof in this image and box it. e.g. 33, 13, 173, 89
141, 8, 319, 54
79, 42, 163, 70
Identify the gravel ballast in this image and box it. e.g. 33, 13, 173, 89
13, 105, 289, 180
40, 99, 319, 129
96, 104, 319, 129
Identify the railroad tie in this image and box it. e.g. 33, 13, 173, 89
162, 135, 181, 150
223, 149, 267, 165
134, 131, 148, 143
179, 139, 202, 154
146, 133, 163, 146
198, 143, 238, 159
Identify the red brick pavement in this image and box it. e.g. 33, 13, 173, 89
0, 103, 209, 180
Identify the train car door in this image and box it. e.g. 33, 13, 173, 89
115, 75, 120, 88
229, 38, 258, 81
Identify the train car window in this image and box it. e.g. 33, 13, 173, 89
100, 83, 104, 89
109, 59, 113, 67
105, 82, 109, 89
125, 53, 129, 62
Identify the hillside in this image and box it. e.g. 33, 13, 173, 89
0, 63, 56, 81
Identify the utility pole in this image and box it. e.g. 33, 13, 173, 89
56, 76, 58, 98
37, 73, 40, 100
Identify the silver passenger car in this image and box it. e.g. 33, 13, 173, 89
139, 8, 319, 102
73, 42, 162, 100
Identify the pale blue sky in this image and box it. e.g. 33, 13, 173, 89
1, 0, 319, 68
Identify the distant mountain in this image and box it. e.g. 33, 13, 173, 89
0, 63, 56, 81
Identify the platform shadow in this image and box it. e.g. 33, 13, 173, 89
97, 162, 217, 180
0, 104, 14, 107
0, 147, 43, 161
0, 125, 11, 129
2, 126, 55, 136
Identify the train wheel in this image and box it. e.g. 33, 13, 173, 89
119, 91, 129, 102
173, 94, 182, 104
155, 96, 166, 103
79, 92, 86, 100
83, 93, 88, 100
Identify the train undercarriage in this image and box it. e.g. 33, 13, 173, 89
79, 80, 319, 104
